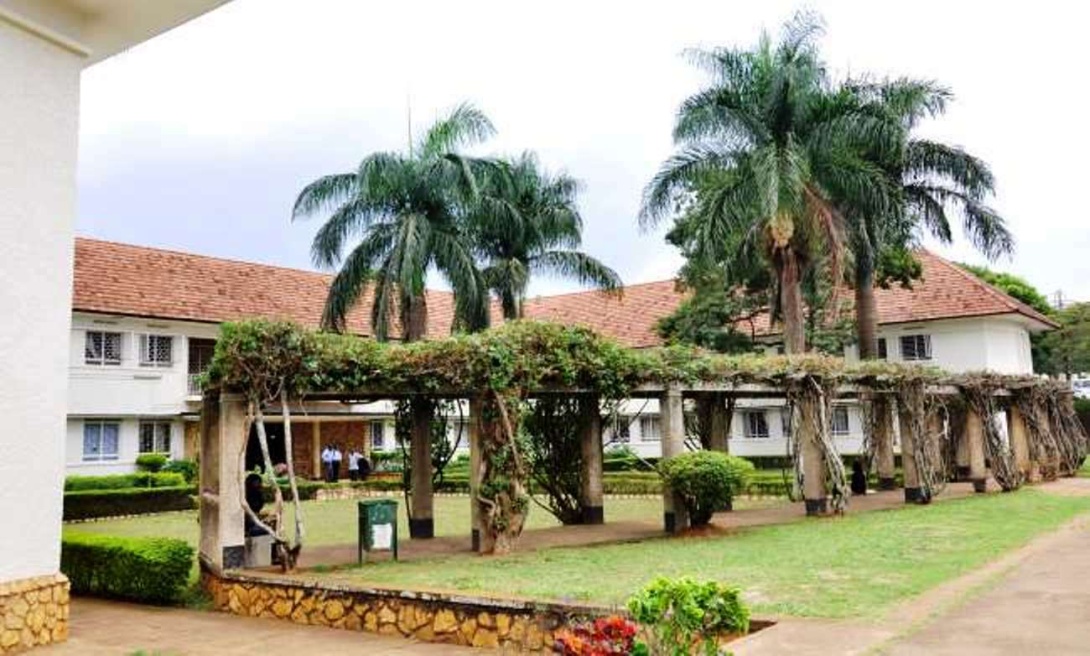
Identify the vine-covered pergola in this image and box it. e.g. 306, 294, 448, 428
197, 320, 1087, 571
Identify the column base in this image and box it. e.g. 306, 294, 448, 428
972, 478, 987, 493
878, 477, 897, 491
582, 505, 604, 525
471, 529, 480, 552
663, 511, 677, 534
409, 517, 434, 539
804, 498, 827, 516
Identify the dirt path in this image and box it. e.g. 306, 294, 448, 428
732, 478, 1090, 656
40, 598, 470, 655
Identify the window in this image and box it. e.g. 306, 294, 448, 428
139, 334, 173, 367
639, 416, 661, 441
877, 338, 888, 360
611, 416, 631, 443
83, 421, 120, 461
85, 331, 122, 365
744, 411, 769, 439
900, 334, 932, 361
139, 421, 172, 453
780, 408, 793, 437
831, 407, 850, 436
370, 421, 385, 450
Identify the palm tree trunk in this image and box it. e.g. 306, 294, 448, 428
406, 294, 428, 342
780, 250, 806, 355
855, 262, 879, 360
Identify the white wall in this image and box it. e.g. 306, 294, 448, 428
65, 418, 184, 475
0, 16, 82, 582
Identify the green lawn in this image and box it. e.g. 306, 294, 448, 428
332, 489, 1090, 618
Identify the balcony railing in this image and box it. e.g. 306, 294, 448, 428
187, 373, 203, 398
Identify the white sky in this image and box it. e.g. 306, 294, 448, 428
77, 0, 1090, 303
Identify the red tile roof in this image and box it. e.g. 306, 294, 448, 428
72, 238, 455, 339
73, 238, 1056, 347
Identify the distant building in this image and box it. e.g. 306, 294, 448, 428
66, 238, 1057, 475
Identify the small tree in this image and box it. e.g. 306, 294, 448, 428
658, 452, 755, 525
627, 576, 750, 656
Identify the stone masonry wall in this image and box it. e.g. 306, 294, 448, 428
0, 574, 69, 654
202, 567, 611, 651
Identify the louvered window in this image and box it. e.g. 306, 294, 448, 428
85, 331, 122, 365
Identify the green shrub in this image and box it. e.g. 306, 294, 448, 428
135, 453, 169, 473
162, 459, 198, 483
63, 486, 196, 520
61, 533, 194, 604
64, 472, 186, 491
627, 577, 750, 655
658, 452, 755, 525
371, 451, 403, 472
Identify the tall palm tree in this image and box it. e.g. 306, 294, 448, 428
641, 13, 896, 353
845, 80, 1014, 358
468, 153, 622, 324
291, 104, 494, 341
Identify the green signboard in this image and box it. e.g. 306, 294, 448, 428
358, 499, 399, 563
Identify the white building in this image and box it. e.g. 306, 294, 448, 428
66, 239, 1057, 472
1, 1, 231, 649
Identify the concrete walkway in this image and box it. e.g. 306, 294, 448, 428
41, 598, 470, 655
732, 477, 1090, 656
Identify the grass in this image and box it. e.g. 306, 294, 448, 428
331, 488, 1090, 619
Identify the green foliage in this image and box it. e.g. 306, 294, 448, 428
523, 397, 588, 524
657, 290, 760, 354
65, 472, 186, 491
658, 452, 755, 525
61, 533, 194, 604
370, 450, 403, 472
627, 577, 750, 655
135, 453, 169, 473
1038, 302, 1090, 375
64, 486, 196, 521
958, 263, 1051, 315
162, 459, 198, 484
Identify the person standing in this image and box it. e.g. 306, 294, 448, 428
321, 445, 334, 482
331, 444, 343, 482
348, 448, 363, 481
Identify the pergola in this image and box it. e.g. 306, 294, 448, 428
197, 320, 1085, 572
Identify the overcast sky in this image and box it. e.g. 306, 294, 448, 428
77, 0, 1090, 303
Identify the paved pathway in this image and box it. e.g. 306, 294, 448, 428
41, 598, 470, 655
732, 477, 1090, 656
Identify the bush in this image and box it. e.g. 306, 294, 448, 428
135, 453, 169, 473
658, 452, 755, 525
64, 472, 186, 491
64, 486, 196, 520
371, 451, 402, 472
162, 459, 198, 483
627, 577, 749, 655
61, 533, 194, 604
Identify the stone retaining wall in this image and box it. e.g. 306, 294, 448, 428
0, 574, 69, 654
201, 565, 615, 651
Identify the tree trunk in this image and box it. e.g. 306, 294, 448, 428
855, 263, 880, 360
280, 388, 305, 555
779, 250, 806, 355
406, 294, 428, 342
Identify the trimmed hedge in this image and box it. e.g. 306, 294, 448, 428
64, 486, 196, 520
162, 459, 198, 483
65, 472, 186, 492
61, 534, 194, 604
659, 452, 755, 525
135, 453, 169, 472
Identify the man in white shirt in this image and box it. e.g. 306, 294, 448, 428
331, 445, 343, 482
320, 446, 333, 482
348, 449, 361, 481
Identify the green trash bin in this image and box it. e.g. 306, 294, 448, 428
358, 499, 399, 563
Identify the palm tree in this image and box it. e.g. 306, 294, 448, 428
468, 153, 622, 324
845, 80, 1014, 358
291, 103, 494, 341
640, 13, 896, 353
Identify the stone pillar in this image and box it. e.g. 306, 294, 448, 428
966, 407, 987, 493
874, 397, 897, 490
709, 394, 731, 453
409, 399, 434, 538
311, 420, 322, 481
661, 385, 689, 532
579, 396, 605, 524
799, 395, 827, 515
469, 396, 483, 552
1008, 404, 1031, 483
199, 392, 247, 571
899, 407, 922, 503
